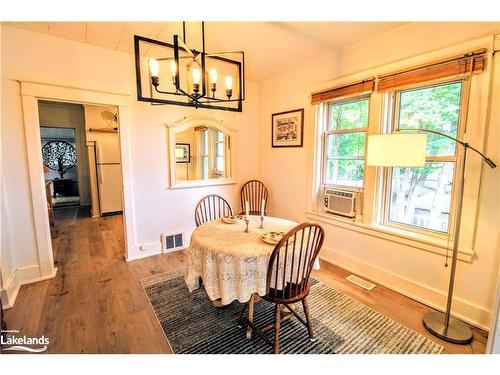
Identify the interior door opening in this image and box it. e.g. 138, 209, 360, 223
38, 100, 125, 260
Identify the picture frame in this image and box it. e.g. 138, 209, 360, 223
271, 108, 304, 148
175, 143, 191, 163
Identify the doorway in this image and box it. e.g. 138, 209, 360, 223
20, 81, 137, 281
38, 101, 91, 211
38, 100, 125, 261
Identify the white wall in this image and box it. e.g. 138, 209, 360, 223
0, 26, 260, 306
258, 23, 500, 330
0, 22, 17, 304
0, 21, 5, 291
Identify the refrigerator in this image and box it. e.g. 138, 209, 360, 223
96, 133, 123, 214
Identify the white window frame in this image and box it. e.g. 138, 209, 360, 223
321, 95, 370, 192
198, 128, 209, 180
380, 77, 469, 239
307, 38, 491, 261
214, 130, 225, 177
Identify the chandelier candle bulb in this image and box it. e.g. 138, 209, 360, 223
149, 59, 159, 77
209, 69, 218, 84
209, 69, 217, 97
192, 68, 201, 84
169, 60, 177, 84
149, 59, 160, 87
225, 75, 233, 98
192, 68, 201, 93
225, 75, 233, 89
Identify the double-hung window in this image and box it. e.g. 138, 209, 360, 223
214, 130, 225, 176
198, 128, 209, 179
384, 80, 463, 233
323, 96, 369, 189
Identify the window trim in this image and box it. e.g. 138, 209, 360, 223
307, 39, 491, 261
321, 94, 370, 191
198, 128, 209, 179
305, 210, 475, 263
214, 132, 225, 176
380, 77, 469, 238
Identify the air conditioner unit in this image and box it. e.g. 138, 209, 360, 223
323, 188, 356, 218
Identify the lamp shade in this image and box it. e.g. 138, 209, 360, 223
366, 133, 427, 167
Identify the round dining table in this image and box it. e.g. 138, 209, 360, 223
184, 215, 320, 338
185, 215, 296, 302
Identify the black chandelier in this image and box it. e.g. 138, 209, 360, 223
134, 22, 245, 112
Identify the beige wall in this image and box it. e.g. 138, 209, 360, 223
258, 23, 500, 330
0, 26, 260, 305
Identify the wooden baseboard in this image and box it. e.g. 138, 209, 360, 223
0, 265, 57, 309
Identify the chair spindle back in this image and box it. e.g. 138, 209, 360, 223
194, 194, 233, 227
240, 180, 269, 215
266, 223, 324, 300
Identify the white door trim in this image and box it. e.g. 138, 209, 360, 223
19, 80, 137, 279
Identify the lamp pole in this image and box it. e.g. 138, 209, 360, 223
399, 128, 496, 344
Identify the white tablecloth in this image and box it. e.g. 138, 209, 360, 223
185, 215, 319, 305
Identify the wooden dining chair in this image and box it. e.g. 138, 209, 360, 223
194, 194, 234, 227
239, 223, 325, 354
240, 180, 269, 215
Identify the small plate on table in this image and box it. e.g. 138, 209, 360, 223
221, 215, 245, 224
260, 231, 286, 245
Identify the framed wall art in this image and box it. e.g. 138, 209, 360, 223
175, 143, 191, 163
271, 108, 304, 148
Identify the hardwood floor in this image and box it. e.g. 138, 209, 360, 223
3, 206, 488, 354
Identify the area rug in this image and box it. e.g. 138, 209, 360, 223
140, 270, 444, 354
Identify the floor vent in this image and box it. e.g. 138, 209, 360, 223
163, 232, 185, 252
346, 274, 376, 291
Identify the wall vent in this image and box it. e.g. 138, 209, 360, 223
346, 274, 376, 291
162, 232, 185, 252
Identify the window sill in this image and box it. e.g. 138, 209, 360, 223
305, 210, 475, 263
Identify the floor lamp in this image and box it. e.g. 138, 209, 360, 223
367, 130, 496, 344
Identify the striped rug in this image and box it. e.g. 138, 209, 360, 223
141, 270, 443, 354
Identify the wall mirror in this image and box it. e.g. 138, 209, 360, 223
167, 117, 236, 188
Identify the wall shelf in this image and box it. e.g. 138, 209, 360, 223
88, 127, 118, 133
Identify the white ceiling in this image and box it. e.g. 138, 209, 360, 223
3, 22, 410, 81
